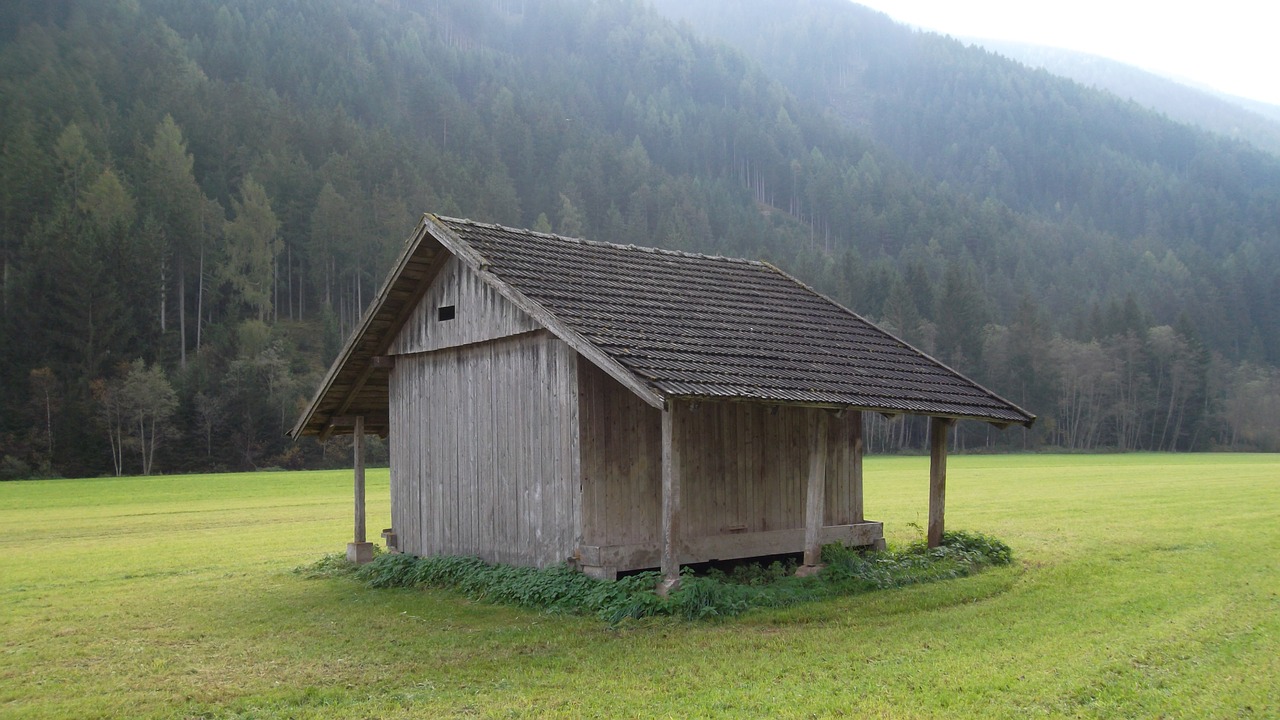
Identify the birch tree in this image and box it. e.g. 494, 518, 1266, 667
90, 375, 127, 477
28, 367, 59, 471
119, 360, 178, 476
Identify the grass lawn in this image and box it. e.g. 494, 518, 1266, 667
1, 454, 1277, 718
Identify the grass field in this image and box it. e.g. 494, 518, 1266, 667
1, 454, 1277, 718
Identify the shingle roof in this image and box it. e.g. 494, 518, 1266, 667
443, 217, 1034, 426
292, 214, 1034, 438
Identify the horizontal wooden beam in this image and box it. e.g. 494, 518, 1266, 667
578, 522, 885, 572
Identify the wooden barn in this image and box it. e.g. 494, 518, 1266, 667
291, 215, 1034, 589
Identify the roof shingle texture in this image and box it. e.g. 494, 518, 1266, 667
441, 217, 1033, 425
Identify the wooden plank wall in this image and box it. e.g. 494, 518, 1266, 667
578, 360, 663, 548
676, 402, 858, 538
578, 362, 859, 551
388, 255, 540, 356
388, 331, 581, 568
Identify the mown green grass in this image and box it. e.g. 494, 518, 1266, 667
1, 454, 1277, 718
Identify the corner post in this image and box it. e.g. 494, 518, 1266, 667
928, 417, 953, 549
658, 401, 682, 595
851, 410, 864, 524
347, 415, 374, 564
802, 410, 830, 569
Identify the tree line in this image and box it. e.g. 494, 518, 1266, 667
1, 0, 1277, 480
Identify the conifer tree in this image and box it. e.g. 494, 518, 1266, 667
222, 176, 282, 323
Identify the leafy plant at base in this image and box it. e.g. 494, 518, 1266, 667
301, 530, 1014, 624
821, 530, 1013, 591
293, 552, 365, 580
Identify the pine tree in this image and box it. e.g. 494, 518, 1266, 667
144, 115, 207, 366
222, 176, 282, 323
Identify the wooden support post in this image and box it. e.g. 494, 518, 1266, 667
802, 410, 830, 568
658, 402, 682, 595
354, 415, 366, 543
851, 410, 864, 524
347, 416, 374, 564
928, 417, 952, 549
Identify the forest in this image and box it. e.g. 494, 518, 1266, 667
1, 0, 1278, 480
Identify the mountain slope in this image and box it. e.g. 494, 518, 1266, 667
650, 0, 1280, 358
1, 0, 1278, 478
975, 39, 1280, 158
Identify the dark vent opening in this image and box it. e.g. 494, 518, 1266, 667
437, 305, 456, 321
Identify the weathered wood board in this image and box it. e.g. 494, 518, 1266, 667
388, 331, 580, 567
577, 363, 880, 572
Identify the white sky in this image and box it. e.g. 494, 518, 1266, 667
852, 1, 1280, 106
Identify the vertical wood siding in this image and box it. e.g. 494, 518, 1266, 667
676, 403, 858, 538
388, 255, 540, 356
578, 363, 861, 555
578, 360, 663, 548
388, 331, 580, 567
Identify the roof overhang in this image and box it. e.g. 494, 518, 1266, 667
289, 219, 447, 439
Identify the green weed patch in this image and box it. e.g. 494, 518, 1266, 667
299, 531, 1013, 624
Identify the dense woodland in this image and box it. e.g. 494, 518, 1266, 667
972, 40, 1280, 158
1, 0, 1278, 479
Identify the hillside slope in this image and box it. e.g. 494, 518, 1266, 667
976, 39, 1280, 158
650, 0, 1280, 451
1, 0, 1277, 478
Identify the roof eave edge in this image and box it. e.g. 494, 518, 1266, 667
661, 393, 1036, 427
759, 261, 1037, 429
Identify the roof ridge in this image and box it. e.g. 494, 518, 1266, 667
436, 215, 766, 267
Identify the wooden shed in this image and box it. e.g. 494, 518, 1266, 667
291, 215, 1034, 589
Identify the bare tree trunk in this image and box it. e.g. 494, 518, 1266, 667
159, 260, 166, 332
138, 416, 147, 475
148, 416, 157, 475
42, 387, 53, 461
178, 254, 186, 368
107, 422, 121, 477
112, 428, 121, 476
196, 245, 203, 354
